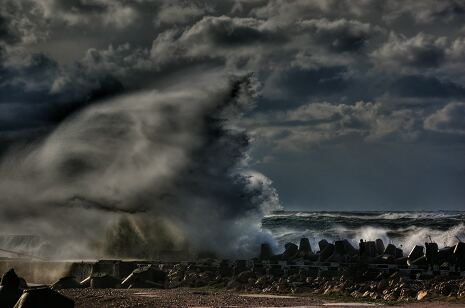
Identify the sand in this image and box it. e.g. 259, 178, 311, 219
59, 288, 465, 308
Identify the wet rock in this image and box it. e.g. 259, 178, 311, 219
52, 276, 82, 290
0, 269, 23, 308
226, 279, 240, 290
383, 292, 397, 301
417, 290, 428, 300
408, 255, 427, 266
454, 242, 465, 268
14, 287, 74, 308
90, 273, 121, 289
359, 240, 376, 258
233, 260, 247, 275
254, 276, 269, 288
377, 279, 388, 293
319, 243, 335, 261
79, 276, 91, 288
375, 239, 385, 255
438, 246, 454, 264
298, 238, 312, 256
282, 242, 299, 260
384, 244, 397, 257
236, 270, 255, 284
318, 239, 330, 252
408, 245, 424, 261
259, 243, 273, 260
425, 242, 438, 265
399, 287, 414, 300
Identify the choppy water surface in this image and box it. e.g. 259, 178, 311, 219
262, 211, 465, 250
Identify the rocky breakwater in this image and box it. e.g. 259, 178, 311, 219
2, 237, 465, 305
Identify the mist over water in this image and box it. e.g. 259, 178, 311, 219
0, 74, 281, 259
263, 211, 465, 252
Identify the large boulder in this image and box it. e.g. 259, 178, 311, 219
437, 246, 454, 265
454, 242, 465, 267
384, 244, 397, 257
13, 287, 74, 308
359, 241, 376, 258
318, 240, 330, 252
0, 269, 23, 308
282, 243, 298, 260
408, 245, 424, 263
52, 276, 82, 290
89, 273, 121, 289
375, 239, 385, 255
425, 242, 438, 265
319, 243, 335, 261
121, 265, 166, 289
259, 243, 273, 260
298, 238, 312, 257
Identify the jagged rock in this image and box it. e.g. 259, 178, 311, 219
90, 273, 120, 289
121, 266, 167, 289
417, 290, 428, 300
377, 279, 388, 293
408, 245, 424, 261
454, 242, 465, 268
375, 239, 385, 255
14, 287, 74, 308
52, 276, 82, 290
80, 276, 91, 288
383, 292, 397, 301
236, 270, 255, 284
0, 269, 23, 308
438, 246, 454, 264
384, 244, 397, 256
233, 260, 247, 275
18, 278, 27, 290
408, 255, 427, 266
425, 242, 438, 265
254, 276, 268, 287
298, 238, 312, 256
399, 287, 414, 300
282, 242, 299, 260
259, 243, 273, 260
359, 240, 377, 258
319, 243, 335, 261
226, 279, 240, 290
318, 239, 330, 252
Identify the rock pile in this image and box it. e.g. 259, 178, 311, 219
0, 268, 74, 308
1, 237, 464, 305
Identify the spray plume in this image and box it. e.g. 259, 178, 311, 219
0, 74, 281, 259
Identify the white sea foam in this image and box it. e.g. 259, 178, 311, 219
265, 212, 465, 253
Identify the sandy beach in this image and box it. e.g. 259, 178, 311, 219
60, 288, 465, 308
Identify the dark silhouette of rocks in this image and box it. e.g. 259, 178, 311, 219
0, 269, 23, 308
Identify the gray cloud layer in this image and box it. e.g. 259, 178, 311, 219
0, 0, 464, 217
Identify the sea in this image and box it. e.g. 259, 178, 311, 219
262, 210, 465, 251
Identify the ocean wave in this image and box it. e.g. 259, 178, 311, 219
261, 211, 465, 252
264, 210, 465, 220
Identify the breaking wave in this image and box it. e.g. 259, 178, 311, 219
262, 211, 465, 251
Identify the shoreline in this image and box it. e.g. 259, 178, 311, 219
59, 287, 465, 307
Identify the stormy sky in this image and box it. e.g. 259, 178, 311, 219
1, 0, 464, 211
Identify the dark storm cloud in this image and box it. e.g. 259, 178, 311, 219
0, 0, 464, 215
390, 75, 465, 98
385, 0, 465, 24
299, 19, 383, 53
268, 67, 348, 102
0, 14, 18, 44
372, 32, 447, 70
